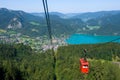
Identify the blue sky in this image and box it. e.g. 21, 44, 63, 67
0, 0, 120, 13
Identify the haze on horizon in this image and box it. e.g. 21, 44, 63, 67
0, 0, 120, 13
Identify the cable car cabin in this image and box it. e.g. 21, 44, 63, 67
80, 58, 89, 74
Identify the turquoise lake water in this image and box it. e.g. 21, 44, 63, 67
66, 34, 120, 44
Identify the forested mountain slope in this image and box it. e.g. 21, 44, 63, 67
86, 13, 120, 35
0, 8, 85, 37
1, 8, 120, 37
0, 43, 120, 80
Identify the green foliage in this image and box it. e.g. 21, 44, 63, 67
86, 13, 120, 35
0, 43, 120, 80
0, 43, 55, 80
0, 43, 32, 60
0, 44, 15, 59
56, 43, 120, 80
0, 8, 85, 37
1, 8, 120, 37
86, 60, 120, 80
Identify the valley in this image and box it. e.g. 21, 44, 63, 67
0, 8, 120, 52
0, 8, 120, 80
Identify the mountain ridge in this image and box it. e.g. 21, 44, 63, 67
31, 10, 120, 19
0, 8, 120, 37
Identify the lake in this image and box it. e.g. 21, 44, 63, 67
66, 34, 120, 44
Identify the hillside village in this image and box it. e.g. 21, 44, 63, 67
0, 29, 67, 52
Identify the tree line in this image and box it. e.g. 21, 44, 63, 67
0, 43, 120, 80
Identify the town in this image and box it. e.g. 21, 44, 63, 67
0, 29, 67, 52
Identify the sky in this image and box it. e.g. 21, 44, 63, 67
0, 0, 120, 13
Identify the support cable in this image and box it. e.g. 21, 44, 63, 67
42, 0, 52, 45
42, 0, 56, 80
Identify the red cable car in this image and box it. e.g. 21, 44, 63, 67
80, 58, 89, 74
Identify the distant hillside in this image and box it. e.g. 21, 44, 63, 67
0, 8, 85, 37
86, 13, 120, 35
0, 8, 46, 37
0, 8, 120, 37
71, 10, 120, 21
31, 12, 65, 18
32, 10, 120, 20
31, 12, 80, 19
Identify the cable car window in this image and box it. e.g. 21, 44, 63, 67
83, 65, 88, 68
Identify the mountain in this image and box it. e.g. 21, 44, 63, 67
31, 12, 81, 19
71, 10, 120, 21
65, 10, 120, 35
0, 8, 85, 37
32, 10, 120, 20
31, 12, 65, 18
31, 12, 45, 17
86, 13, 120, 35
0, 8, 120, 38
0, 8, 46, 37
